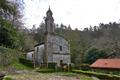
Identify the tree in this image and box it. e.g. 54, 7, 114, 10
0, 15, 20, 48
68, 24, 72, 30
0, 0, 15, 15
11, 0, 24, 30
83, 48, 107, 64
0, 0, 24, 49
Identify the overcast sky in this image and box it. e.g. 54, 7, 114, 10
23, 0, 120, 30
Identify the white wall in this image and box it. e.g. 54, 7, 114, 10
34, 44, 44, 64
26, 51, 34, 61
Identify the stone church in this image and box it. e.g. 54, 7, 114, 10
27, 7, 71, 66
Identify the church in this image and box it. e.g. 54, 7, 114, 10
26, 7, 71, 66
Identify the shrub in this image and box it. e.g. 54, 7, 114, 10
0, 46, 20, 66
83, 48, 107, 64
11, 62, 33, 70
19, 58, 33, 68
72, 70, 120, 80
79, 64, 90, 71
48, 63, 56, 69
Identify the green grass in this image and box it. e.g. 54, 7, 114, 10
36, 68, 55, 73
53, 72, 94, 80
80, 75, 94, 80
3, 76, 13, 80
11, 62, 33, 70
55, 72, 77, 77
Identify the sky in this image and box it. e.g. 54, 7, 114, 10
23, 0, 120, 30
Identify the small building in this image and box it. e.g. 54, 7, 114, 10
90, 59, 120, 71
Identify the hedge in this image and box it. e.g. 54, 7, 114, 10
72, 70, 120, 80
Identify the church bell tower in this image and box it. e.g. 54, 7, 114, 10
44, 6, 54, 67
45, 6, 55, 34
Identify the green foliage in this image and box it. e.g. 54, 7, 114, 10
0, 0, 15, 15
54, 72, 94, 80
0, 46, 20, 66
79, 75, 94, 80
72, 70, 120, 80
0, 18, 20, 49
48, 63, 57, 69
83, 48, 107, 64
79, 64, 90, 71
11, 62, 33, 70
58, 72, 77, 77
3, 76, 13, 80
19, 58, 34, 68
19, 33, 36, 51
36, 68, 55, 73
0, 0, 24, 50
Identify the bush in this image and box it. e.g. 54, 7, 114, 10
0, 46, 20, 66
72, 70, 120, 80
19, 58, 33, 68
83, 48, 107, 64
11, 62, 33, 70
48, 63, 56, 69
79, 64, 90, 71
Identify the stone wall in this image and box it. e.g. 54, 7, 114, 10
47, 34, 71, 63
53, 54, 71, 64
47, 34, 70, 54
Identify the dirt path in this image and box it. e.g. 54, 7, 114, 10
7, 71, 78, 80
5, 70, 93, 80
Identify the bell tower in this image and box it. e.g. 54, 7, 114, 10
44, 6, 55, 67
45, 6, 55, 34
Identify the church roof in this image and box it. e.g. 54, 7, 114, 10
90, 59, 120, 70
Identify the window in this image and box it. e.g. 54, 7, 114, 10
59, 46, 62, 51
37, 47, 39, 52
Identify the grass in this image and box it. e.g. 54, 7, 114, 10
35, 68, 55, 73
35, 68, 94, 80
80, 75, 94, 80
3, 76, 13, 80
55, 72, 94, 80
11, 62, 33, 70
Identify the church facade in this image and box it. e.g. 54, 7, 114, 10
27, 7, 71, 66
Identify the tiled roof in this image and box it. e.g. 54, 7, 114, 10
90, 59, 120, 69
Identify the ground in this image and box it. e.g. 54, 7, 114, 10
5, 70, 94, 80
